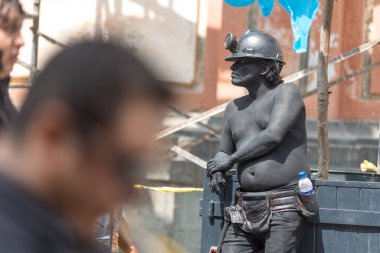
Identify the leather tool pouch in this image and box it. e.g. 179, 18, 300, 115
224, 204, 244, 224
296, 189, 319, 217
224, 187, 319, 235
235, 190, 272, 234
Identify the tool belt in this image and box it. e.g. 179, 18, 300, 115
225, 186, 319, 234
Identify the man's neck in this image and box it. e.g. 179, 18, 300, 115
246, 78, 273, 99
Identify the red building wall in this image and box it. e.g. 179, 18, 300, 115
179, 0, 380, 121
9, 0, 380, 121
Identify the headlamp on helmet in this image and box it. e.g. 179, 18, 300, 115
224, 33, 237, 53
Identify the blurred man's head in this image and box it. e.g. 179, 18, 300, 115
0, 0, 24, 78
11, 41, 170, 222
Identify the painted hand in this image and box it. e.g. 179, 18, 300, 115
207, 153, 234, 176
209, 171, 226, 194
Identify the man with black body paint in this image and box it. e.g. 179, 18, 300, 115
207, 30, 309, 253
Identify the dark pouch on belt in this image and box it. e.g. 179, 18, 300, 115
296, 189, 319, 217
238, 193, 272, 234
225, 204, 244, 224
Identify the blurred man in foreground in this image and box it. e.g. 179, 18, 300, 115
0, 41, 170, 252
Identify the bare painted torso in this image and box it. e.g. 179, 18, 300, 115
225, 87, 309, 192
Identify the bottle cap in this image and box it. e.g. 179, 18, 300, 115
298, 171, 307, 179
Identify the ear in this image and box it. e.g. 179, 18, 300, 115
25, 99, 74, 146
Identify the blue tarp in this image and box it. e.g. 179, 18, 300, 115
258, 0, 275, 17
224, 0, 255, 7
278, 0, 319, 53
224, 0, 319, 53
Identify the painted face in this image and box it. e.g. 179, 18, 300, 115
0, 28, 24, 78
230, 59, 263, 87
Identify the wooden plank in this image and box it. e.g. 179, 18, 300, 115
358, 188, 380, 253
335, 187, 360, 252
312, 185, 335, 251
357, 227, 380, 253
306, 60, 380, 97
315, 224, 335, 253
315, 179, 380, 189
309, 209, 380, 227
337, 187, 360, 210
299, 223, 316, 253
360, 188, 380, 212
335, 226, 358, 253
316, 186, 337, 208
170, 145, 207, 169
283, 39, 380, 84
155, 102, 229, 140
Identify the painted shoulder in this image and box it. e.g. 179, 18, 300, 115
278, 82, 302, 98
225, 95, 250, 112
224, 101, 235, 117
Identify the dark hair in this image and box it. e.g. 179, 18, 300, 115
259, 59, 284, 84
0, 0, 24, 33
15, 41, 171, 139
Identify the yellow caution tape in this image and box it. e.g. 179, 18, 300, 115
360, 160, 379, 174
134, 184, 203, 193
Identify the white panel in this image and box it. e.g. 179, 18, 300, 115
18, 0, 202, 85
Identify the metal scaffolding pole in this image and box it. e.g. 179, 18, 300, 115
30, 0, 41, 82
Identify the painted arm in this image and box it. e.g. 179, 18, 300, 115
218, 105, 236, 156
230, 84, 304, 163
207, 106, 236, 194
207, 105, 235, 168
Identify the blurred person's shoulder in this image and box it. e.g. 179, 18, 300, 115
0, 174, 105, 253
0, 174, 43, 252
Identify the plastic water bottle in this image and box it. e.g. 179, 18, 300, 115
298, 171, 315, 195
